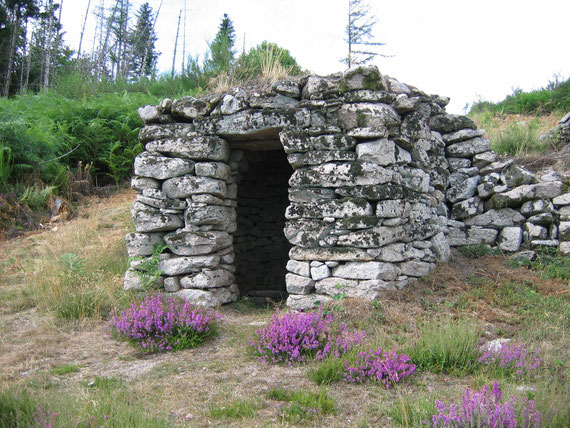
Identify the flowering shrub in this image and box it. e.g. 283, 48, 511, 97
343, 347, 416, 388
249, 309, 364, 364
109, 294, 222, 352
432, 381, 541, 427
478, 342, 544, 379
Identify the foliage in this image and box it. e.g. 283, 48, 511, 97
109, 294, 222, 352
431, 381, 542, 427
127, 2, 159, 80
406, 318, 482, 375
205, 13, 236, 75
478, 342, 544, 380
470, 75, 570, 115
343, 347, 416, 387
248, 309, 365, 364
237, 41, 303, 80
131, 243, 168, 289
266, 387, 336, 423
388, 394, 438, 427
308, 354, 347, 385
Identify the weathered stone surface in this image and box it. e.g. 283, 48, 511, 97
124, 268, 162, 290
315, 277, 391, 300
311, 134, 356, 151
146, 136, 230, 161
502, 165, 535, 188
398, 260, 434, 277
527, 213, 555, 226
163, 176, 226, 199
524, 222, 548, 240
311, 264, 331, 281
520, 199, 554, 216
289, 162, 392, 188
286, 294, 333, 310
446, 175, 480, 203
203, 109, 311, 136
332, 261, 400, 280
446, 138, 490, 157
343, 90, 392, 104
398, 167, 431, 193
560, 241, 570, 255
337, 226, 405, 248
220, 89, 248, 115
138, 105, 161, 123
338, 103, 400, 130
185, 205, 236, 230
376, 199, 409, 218
552, 193, 570, 207
125, 232, 165, 257
131, 176, 161, 192
286, 198, 373, 219
560, 206, 570, 221
172, 94, 222, 120
448, 158, 472, 171
273, 79, 301, 98
136, 194, 186, 210
280, 128, 311, 153
336, 215, 379, 229
288, 187, 336, 203
159, 255, 220, 275
164, 230, 232, 256
139, 123, 196, 143
401, 111, 432, 140
194, 162, 231, 180
288, 150, 356, 168
284, 219, 330, 247
302, 76, 339, 99
131, 202, 184, 232
367, 243, 421, 262
335, 184, 408, 201
164, 277, 180, 292
464, 208, 526, 229
180, 269, 234, 288
286, 260, 310, 277
498, 227, 523, 252
429, 114, 477, 133
492, 182, 564, 208
447, 227, 498, 246
451, 196, 483, 220
473, 151, 497, 168
177, 286, 238, 307
290, 246, 374, 261
356, 139, 411, 166
559, 221, 570, 241
134, 152, 194, 180
442, 128, 486, 144
286, 273, 315, 294
430, 232, 451, 262
340, 65, 386, 92
347, 127, 388, 139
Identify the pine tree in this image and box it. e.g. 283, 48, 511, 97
206, 13, 236, 74
127, 2, 158, 80
343, 0, 386, 68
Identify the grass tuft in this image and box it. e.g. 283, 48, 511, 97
406, 318, 482, 375
207, 398, 260, 419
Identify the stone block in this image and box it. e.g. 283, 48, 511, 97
134, 152, 194, 180
332, 261, 400, 280
285, 273, 315, 294
180, 269, 234, 288
498, 227, 523, 252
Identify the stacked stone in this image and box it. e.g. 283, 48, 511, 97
126, 102, 239, 306
441, 135, 568, 254
282, 67, 455, 310
126, 65, 569, 308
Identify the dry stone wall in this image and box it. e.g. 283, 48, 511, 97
126, 65, 570, 308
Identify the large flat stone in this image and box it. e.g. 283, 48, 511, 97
134, 152, 194, 180
164, 230, 232, 256
158, 255, 220, 275
332, 261, 400, 280
180, 269, 234, 288
163, 176, 226, 199
289, 162, 392, 188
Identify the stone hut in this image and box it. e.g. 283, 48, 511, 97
125, 66, 570, 309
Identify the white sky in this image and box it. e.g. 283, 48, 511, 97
60, 0, 570, 114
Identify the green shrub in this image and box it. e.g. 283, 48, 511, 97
458, 244, 493, 258
308, 355, 346, 385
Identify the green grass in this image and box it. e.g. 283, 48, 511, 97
490, 121, 550, 156
387, 393, 437, 427
405, 318, 482, 375
207, 398, 261, 419
267, 386, 336, 423
308, 355, 347, 385
51, 364, 80, 376
458, 244, 493, 258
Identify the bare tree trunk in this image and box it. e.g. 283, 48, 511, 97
3, 14, 21, 96
43, 1, 55, 91
181, 0, 187, 74
78, 0, 92, 58
19, 21, 28, 93
171, 10, 181, 77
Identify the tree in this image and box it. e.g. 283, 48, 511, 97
0, 0, 40, 95
342, 0, 386, 68
127, 2, 158, 80
206, 13, 236, 74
